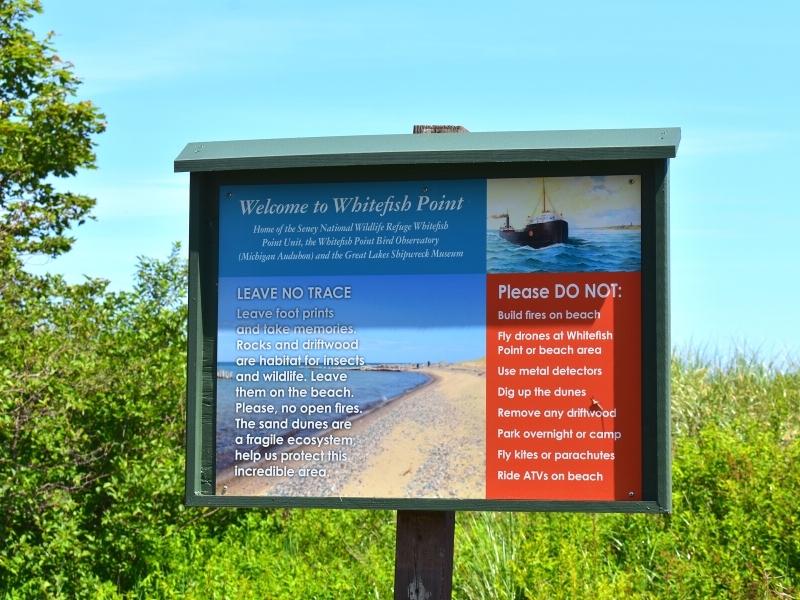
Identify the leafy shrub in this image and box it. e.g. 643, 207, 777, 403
0, 246, 238, 597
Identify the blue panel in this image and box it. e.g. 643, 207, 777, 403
218, 180, 487, 276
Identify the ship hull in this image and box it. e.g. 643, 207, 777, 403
500, 220, 568, 249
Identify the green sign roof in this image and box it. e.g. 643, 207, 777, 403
174, 127, 680, 173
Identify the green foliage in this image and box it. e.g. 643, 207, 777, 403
454, 512, 522, 599
0, 246, 196, 597
134, 509, 396, 599
671, 353, 799, 440
0, 0, 105, 258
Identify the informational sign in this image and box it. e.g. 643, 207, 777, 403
215, 175, 643, 502
177, 127, 677, 511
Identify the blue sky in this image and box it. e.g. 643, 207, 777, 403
26, 1, 800, 362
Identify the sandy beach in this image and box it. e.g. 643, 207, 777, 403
217, 359, 486, 499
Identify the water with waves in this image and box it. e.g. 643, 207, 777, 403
216, 365, 430, 470
487, 228, 640, 273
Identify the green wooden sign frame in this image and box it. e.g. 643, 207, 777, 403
175, 127, 679, 512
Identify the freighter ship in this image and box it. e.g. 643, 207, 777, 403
492, 179, 568, 249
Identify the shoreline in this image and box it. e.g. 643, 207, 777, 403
217, 360, 485, 498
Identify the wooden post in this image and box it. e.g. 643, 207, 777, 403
394, 510, 456, 600
395, 123, 461, 600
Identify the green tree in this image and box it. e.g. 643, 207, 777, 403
0, 3, 199, 596
0, 246, 197, 597
1, 0, 105, 260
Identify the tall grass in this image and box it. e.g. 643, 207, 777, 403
671, 351, 799, 438
455, 512, 521, 599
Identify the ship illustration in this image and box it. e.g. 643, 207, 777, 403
492, 179, 568, 249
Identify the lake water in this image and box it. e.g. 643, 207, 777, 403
487, 228, 640, 273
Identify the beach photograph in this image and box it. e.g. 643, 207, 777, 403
215, 273, 487, 499
216, 359, 486, 499
487, 176, 642, 273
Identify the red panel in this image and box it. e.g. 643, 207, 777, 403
486, 272, 641, 501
